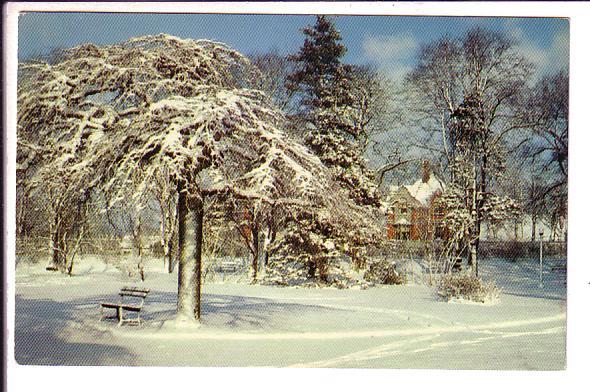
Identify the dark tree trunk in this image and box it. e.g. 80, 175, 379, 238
262, 226, 276, 270
251, 224, 259, 281
50, 228, 60, 270
134, 216, 142, 257
167, 241, 175, 274
308, 260, 317, 279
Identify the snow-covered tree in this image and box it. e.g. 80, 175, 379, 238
17, 34, 377, 322
283, 16, 382, 277
407, 27, 532, 274
17, 84, 97, 274
287, 16, 380, 206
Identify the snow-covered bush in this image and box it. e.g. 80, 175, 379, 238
97, 254, 145, 280
263, 257, 369, 289
363, 259, 405, 285
262, 258, 310, 286
437, 274, 500, 303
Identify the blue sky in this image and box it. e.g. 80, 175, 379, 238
18, 13, 568, 81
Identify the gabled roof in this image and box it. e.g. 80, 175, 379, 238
387, 175, 445, 208
394, 217, 411, 225
405, 175, 445, 206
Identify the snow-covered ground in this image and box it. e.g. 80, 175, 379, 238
13, 256, 566, 369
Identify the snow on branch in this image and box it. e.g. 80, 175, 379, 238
17, 34, 379, 242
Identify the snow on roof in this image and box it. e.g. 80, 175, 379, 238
386, 175, 445, 208
405, 175, 445, 206
394, 217, 411, 226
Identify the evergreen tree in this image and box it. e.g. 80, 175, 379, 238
286, 16, 379, 207
272, 16, 381, 281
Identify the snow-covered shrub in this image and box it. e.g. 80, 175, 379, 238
437, 274, 500, 303
149, 240, 165, 258
263, 257, 368, 289
364, 259, 405, 285
262, 258, 312, 286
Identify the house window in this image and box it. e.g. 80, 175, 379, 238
398, 202, 408, 215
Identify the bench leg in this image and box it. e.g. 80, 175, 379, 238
117, 306, 123, 326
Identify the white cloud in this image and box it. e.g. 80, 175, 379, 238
384, 64, 413, 84
504, 20, 569, 79
362, 34, 418, 63
361, 33, 418, 82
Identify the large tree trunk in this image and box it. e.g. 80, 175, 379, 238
175, 185, 198, 323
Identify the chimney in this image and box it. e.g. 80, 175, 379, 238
421, 160, 430, 183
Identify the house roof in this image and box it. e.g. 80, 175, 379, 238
394, 217, 411, 226
405, 175, 445, 206
387, 175, 445, 208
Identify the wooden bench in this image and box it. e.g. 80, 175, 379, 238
100, 287, 150, 326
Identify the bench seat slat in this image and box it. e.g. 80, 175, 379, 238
100, 302, 120, 308
121, 304, 141, 311
119, 292, 148, 298
121, 287, 150, 293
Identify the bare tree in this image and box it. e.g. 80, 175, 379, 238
407, 27, 533, 274
349, 65, 397, 153
250, 50, 295, 112
524, 71, 569, 240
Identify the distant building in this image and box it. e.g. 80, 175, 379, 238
385, 161, 447, 241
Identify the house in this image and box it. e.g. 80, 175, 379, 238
385, 161, 447, 241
